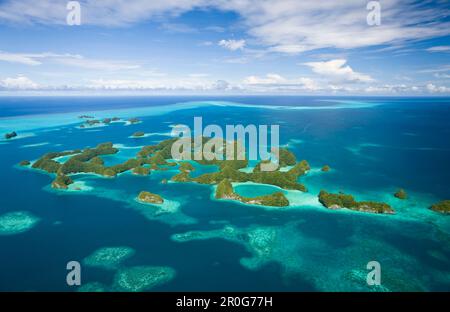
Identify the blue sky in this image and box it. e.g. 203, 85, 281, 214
0, 0, 449, 95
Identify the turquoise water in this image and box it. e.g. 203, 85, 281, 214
0, 96, 449, 291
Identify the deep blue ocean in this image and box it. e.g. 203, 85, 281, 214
0, 96, 449, 291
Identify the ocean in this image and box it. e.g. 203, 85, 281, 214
0, 96, 449, 291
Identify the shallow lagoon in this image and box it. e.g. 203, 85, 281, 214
0, 96, 449, 291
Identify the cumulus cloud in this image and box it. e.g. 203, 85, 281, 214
303, 59, 373, 83
218, 39, 246, 51
0, 76, 39, 90
426, 83, 450, 93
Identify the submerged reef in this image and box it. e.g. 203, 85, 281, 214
137, 191, 164, 204
77, 282, 108, 292
172, 222, 435, 291
0, 211, 39, 235
215, 179, 289, 207
318, 190, 394, 214
83, 246, 135, 270
430, 200, 450, 214
113, 266, 176, 292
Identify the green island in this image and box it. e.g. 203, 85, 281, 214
321, 165, 330, 172
79, 116, 122, 128
137, 191, 164, 204
26, 137, 403, 213
318, 190, 394, 214
394, 188, 407, 200
4, 131, 17, 139
430, 200, 450, 214
215, 179, 289, 207
19, 160, 31, 166
128, 118, 141, 124
132, 131, 145, 137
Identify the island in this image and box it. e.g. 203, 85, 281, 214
321, 165, 330, 172
51, 174, 74, 189
5, 131, 17, 139
215, 179, 289, 207
137, 191, 164, 204
318, 190, 394, 214
79, 116, 124, 128
430, 200, 450, 214
132, 131, 145, 138
19, 160, 30, 166
128, 118, 141, 124
394, 189, 407, 200
26, 137, 403, 214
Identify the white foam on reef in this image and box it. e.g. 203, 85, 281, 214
0, 211, 40, 235
20, 142, 49, 148
0, 100, 381, 135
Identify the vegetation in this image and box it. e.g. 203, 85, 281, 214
137, 191, 164, 204
394, 189, 407, 200
321, 165, 330, 172
19, 160, 30, 166
318, 190, 394, 214
132, 166, 151, 176
179, 162, 195, 173
4, 131, 17, 139
128, 118, 141, 124
215, 179, 289, 207
51, 174, 73, 189
132, 131, 145, 137
430, 200, 450, 214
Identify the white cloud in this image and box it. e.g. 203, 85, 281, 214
0, 51, 140, 71
0, 51, 80, 66
0, 75, 39, 90
218, 39, 246, 51
426, 46, 450, 53
426, 83, 450, 93
243, 74, 320, 92
303, 59, 373, 83
54, 57, 140, 71
0, 1, 448, 55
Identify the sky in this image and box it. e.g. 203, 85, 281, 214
0, 0, 449, 96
